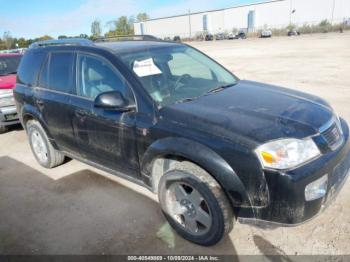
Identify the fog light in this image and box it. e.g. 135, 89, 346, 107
305, 174, 328, 201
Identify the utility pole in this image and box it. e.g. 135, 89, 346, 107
289, 0, 293, 24
331, 0, 336, 23
188, 9, 192, 39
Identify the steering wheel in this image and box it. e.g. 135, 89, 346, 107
173, 74, 192, 91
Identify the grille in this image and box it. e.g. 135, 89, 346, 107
321, 121, 344, 150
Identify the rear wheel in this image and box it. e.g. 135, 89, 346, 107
0, 125, 8, 134
158, 161, 234, 246
27, 120, 65, 168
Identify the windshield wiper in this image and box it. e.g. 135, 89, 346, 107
175, 83, 237, 104
175, 97, 198, 104
206, 83, 237, 94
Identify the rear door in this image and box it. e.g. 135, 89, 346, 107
35, 51, 79, 154
70, 52, 139, 176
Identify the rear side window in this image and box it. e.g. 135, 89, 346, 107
38, 55, 49, 88
48, 52, 75, 93
17, 50, 46, 86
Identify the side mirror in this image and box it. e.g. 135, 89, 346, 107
94, 91, 135, 111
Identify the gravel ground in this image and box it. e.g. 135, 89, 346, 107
0, 32, 349, 255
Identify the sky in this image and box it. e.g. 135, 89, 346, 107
0, 0, 263, 39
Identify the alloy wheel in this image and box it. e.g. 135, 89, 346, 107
31, 130, 48, 163
165, 182, 212, 236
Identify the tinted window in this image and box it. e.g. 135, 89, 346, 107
48, 52, 74, 93
38, 55, 49, 88
17, 50, 45, 86
0, 55, 22, 76
77, 54, 126, 99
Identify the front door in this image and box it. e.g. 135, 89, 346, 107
71, 53, 139, 176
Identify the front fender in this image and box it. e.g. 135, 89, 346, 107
141, 137, 251, 207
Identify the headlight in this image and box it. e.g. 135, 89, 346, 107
0, 91, 15, 107
255, 138, 321, 170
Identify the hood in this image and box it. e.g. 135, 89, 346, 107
161, 80, 334, 145
0, 74, 16, 89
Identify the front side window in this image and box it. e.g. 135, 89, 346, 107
48, 52, 74, 93
120, 45, 237, 107
77, 54, 126, 100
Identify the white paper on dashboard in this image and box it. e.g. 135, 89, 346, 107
133, 58, 162, 77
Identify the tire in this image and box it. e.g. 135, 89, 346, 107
27, 120, 65, 168
158, 161, 234, 246
0, 125, 8, 134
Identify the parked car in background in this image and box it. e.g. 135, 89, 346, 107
260, 29, 272, 38
173, 36, 181, 42
205, 33, 214, 41
15, 38, 350, 246
228, 30, 247, 40
0, 48, 27, 54
288, 29, 301, 36
0, 53, 22, 133
215, 33, 226, 40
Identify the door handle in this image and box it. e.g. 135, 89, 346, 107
75, 109, 87, 119
36, 99, 44, 110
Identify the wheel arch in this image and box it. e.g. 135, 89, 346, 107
21, 104, 58, 149
141, 137, 251, 208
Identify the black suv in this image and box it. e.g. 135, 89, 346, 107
14, 38, 350, 246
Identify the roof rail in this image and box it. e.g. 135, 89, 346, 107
94, 35, 160, 42
29, 38, 95, 49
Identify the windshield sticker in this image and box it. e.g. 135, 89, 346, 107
133, 58, 162, 77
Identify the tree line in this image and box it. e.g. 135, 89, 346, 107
0, 32, 54, 50
92, 13, 149, 39
0, 13, 149, 50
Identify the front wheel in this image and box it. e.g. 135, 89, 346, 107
158, 161, 234, 246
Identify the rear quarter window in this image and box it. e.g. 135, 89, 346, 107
17, 50, 46, 86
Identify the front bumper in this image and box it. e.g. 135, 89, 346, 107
239, 118, 350, 225
0, 105, 20, 126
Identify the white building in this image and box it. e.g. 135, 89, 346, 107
134, 0, 350, 38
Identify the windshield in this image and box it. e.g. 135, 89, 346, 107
0, 56, 22, 76
120, 45, 237, 107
